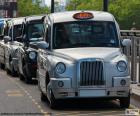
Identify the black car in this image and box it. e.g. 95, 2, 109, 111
17, 15, 45, 83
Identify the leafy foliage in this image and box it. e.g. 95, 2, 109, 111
17, 0, 49, 16
66, 0, 140, 29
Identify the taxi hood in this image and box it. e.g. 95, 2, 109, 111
53, 47, 122, 62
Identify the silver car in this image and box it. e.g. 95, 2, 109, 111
4, 17, 24, 76
37, 11, 131, 108
0, 18, 11, 69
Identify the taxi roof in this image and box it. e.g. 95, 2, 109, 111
25, 15, 45, 23
11, 17, 25, 25
49, 11, 115, 23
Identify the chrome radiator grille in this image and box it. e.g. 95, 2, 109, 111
80, 61, 104, 86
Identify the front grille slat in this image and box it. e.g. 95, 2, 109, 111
89, 62, 92, 85
80, 61, 104, 86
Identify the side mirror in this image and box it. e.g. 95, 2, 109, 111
4, 36, 11, 43
16, 36, 22, 42
37, 41, 49, 50
122, 39, 131, 47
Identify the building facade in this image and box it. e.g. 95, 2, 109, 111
0, 0, 17, 18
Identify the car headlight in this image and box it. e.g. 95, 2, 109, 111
117, 61, 127, 72
55, 62, 66, 74
29, 51, 36, 59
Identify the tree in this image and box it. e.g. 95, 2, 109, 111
109, 0, 140, 29
66, 0, 103, 11
17, 0, 49, 17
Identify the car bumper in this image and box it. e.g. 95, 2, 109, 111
50, 76, 130, 99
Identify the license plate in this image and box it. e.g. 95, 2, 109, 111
79, 89, 106, 97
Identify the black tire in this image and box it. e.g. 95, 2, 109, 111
41, 92, 47, 101
49, 90, 58, 109
120, 95, 130, 108
6, 68, 11, 75
25, 76, 32, 84
19, 73, 24, 81
0, 63, 5, 69
10, 65, 17, 77
23, 64, 32, 84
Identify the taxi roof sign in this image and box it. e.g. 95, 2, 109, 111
73, 12, 94, 20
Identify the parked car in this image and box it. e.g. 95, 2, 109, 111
4, 17, 24, 76
17, 15, 45, 83
37, 11, 131, 108
0, 18, 11, 69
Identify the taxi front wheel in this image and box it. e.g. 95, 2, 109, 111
120, 94, 130, 108
41, 92, 47, 101
23, 64, 32, 84
49, 90, 58, 109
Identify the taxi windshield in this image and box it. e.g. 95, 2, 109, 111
53, 21, 119, 49
28, 23, 44, 42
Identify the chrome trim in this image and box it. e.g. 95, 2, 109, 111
77, 58, 106, 88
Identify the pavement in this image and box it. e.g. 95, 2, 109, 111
131, 84, 140, 96
0, 69, 140, 116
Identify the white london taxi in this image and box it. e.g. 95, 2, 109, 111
37, 11, 131, 108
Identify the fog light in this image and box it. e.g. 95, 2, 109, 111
58, 81, 64, 87
120, 79, 126, 86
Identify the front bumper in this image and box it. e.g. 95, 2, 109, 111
50, 76, 130, 99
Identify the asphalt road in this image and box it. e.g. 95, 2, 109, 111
0, 69, 139, 116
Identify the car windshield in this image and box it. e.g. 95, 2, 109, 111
28, 23, 44, 42
53, 21, 119, 49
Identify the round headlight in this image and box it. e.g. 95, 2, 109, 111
55, 62, 66, 74
29, 52, 36, 59
117, 61, 127, 72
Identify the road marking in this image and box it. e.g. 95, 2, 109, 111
6, 76, 49, 116
5, 75, 140, 116
7, 93, 23, 97
32, 99, 36, 102
6, 90, 23, 97
6, 90, 21, 93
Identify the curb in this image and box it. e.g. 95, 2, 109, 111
129, 104, 138, 109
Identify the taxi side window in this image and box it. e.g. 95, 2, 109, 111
45, 23, 51, 43
4, 24, 9, 36
8, 26, 13, 40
